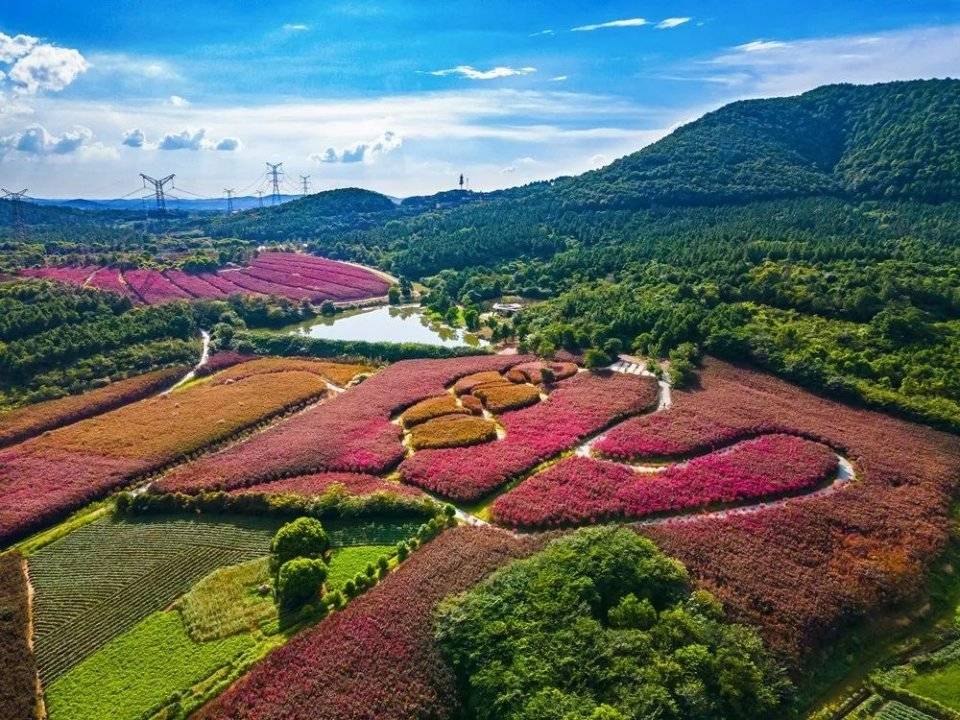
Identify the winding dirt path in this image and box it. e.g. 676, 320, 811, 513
164, 329, 211, 393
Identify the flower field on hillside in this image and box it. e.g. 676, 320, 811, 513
0, 552, 38, 720
155, 355, 529, 494
400, 371, 659, 501
195, 526, 541, 720
633, 359, 960, 661
21, 252, 390, 305
205, 356, 371, 387
0, 365, 186, 448
0, 362, 330, 543
492, 434, 838, 529
400, 395, 470, 427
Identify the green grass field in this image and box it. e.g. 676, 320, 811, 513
44, 545, 397, 720
44, 610, 256, 720
903, 661, 960, 711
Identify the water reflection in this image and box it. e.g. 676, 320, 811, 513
287, 304, 485, 348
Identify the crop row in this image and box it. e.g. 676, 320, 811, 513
0, 365, 186, 448
637, 358, 960, 661
22, 253, 389, 305
0, 362, 330, 543
492, 434, 838, 529
154, 354, 529, 494
28, 513, 286, 681
400, 371, 660, 502
0, 552, 39, 720
195, 525, 541, 720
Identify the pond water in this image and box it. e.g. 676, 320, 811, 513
288, 304, 485, 347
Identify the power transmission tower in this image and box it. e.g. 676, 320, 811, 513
300, 174, 310, 197
257, 190, 264, 208
459, 173, 464, 190
266, 162, 283, 205
139, 173, 175, 214
224, 188, 235, 214
1, 188, 28, 240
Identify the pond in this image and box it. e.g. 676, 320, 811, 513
287, 304, 486, 347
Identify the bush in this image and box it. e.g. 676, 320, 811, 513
269, 517, 330, 576
583, 348, 610, 369
277, 557, 328, 610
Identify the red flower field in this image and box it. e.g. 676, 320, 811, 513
628, 358, 960, 661
492, 434, 838, 529
20, 251, 391, 305
154, 355, 530, 494
195, 526, 541, 720
399, 371, 659, 502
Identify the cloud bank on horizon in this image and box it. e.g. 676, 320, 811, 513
0, 1, 958, 199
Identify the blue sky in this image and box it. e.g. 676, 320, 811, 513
1, 1, 958, 198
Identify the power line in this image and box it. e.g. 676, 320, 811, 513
266, 162, 283, 205
139, 173, 175, 214
299, 174, 311, 197
1, 187, 29, 241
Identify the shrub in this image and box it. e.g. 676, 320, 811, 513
407, 415, 498, 450
277, 558, 328, 610
270, 517, 330, 576
583, 348, 610, 368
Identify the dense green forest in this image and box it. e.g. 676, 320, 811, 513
0, 281, 313, 409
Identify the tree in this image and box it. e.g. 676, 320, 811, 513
270, 517, 330, 576
276, 557, 328, 610
388, 286, 401, 305
583, 348, 610, 369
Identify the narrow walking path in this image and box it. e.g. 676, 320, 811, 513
164, 330, 211, 394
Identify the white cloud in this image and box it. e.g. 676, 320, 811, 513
85, 52, 179, 81
158, 128, 207, 150
215, 137, 241, 151
168, 95, 190, 107
549, 75, 568, 82
0, 123, 92, 155
704, 25, 960, 97
282, 23, 310, 32
590, 153, 608, 167
312, 130, 402, 164
529, 29, 554, 37
572, 18, 647, 32
428, 65, 536, 80
0, 33, 38, 64
735, 39, 788, 52
657, 17, 691, 29
121, 128, 146, 148
1, 37, 88, 95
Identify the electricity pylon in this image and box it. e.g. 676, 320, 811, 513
266, 162, 283, 205
300, 174, 310, 197
224, 188, 235, 214
139, 173, 175, 214
1, 187, 28, 240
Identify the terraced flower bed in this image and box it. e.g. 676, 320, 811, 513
205, 356, 371, 387
492, 434, 838, 529
638, 358, 960, 661
472, 382, 541, 412
0, 362, 330, 543
22, 252, 391, 305
228, 472, 424, 499
0, 365, 187, 448
408, 415, 498, 450
399, 396, 470, 427
400, 371, 660, 502
154, 355, 528, 494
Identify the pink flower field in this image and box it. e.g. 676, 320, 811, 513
154, 355, 531, 494
399, 371, 659, 502
492, 434, 839, 529
19, 251, 391, 305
